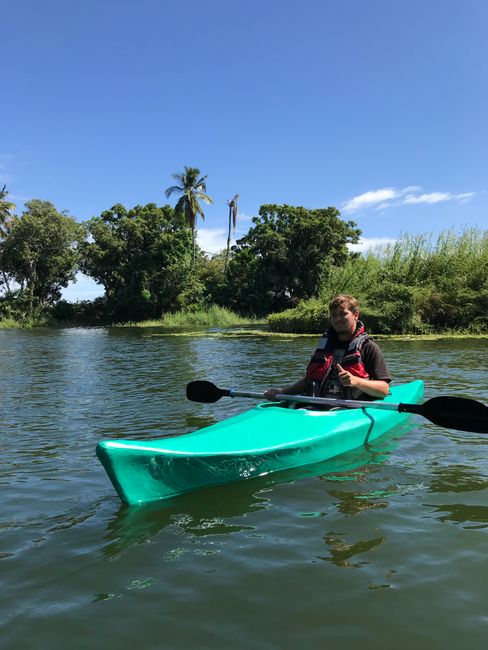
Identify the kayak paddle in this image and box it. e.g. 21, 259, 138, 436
186, 380, 488, 434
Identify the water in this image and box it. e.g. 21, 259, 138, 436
1, 328, 487, 649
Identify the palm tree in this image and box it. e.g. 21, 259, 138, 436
0, 185, 16, 295
225, 194, 239, 272
0, 185, 16, 238
165, 167, 213, 269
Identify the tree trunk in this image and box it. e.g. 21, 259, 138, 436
28, 259, 36, 317
225, 205, 231, 273
0, 250, 11, 296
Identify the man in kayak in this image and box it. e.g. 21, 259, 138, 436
264, 294, 391, 402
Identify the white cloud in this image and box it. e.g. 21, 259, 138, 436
197, 217, 252, 254
457, 192, 476, 203
402, 185, 423, 193
403, 191, 475, 205
348, 237, 396, 253
343, 188, 398, 213
235, 211, 254, 223
343, 186, 474, 213
404, 192, 448, 204
197, 228, 229, 254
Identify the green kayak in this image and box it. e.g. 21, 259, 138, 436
97, 380, 424, 505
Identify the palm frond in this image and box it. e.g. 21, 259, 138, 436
195, 174, 208, 191
227, 194, 239, 230
0, 184, 16, 229
165, 184, 184, 198
174, 196, 187, 215
197, 192, 213, 205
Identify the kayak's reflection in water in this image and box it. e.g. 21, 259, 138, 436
101, 481, 271, 559
101, 422, 413, 560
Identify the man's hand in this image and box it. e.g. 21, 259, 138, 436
264, 388, 282, 400
264, 378, 311, 401
336, 364, 359, 388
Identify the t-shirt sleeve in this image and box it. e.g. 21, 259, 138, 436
362, 340, 391, 383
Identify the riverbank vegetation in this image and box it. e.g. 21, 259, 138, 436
1, 175, 487, 334
112, 306, 262, 329
268, 229, 488, 334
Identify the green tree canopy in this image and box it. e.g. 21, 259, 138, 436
79, 203, 195, 321
0, 199, 83, 315
224, 204, 361, 315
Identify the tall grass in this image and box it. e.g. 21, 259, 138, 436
116, 305, 263, 328
0, 317, 21, 328
269, 228, 488, 334
0, 316, 49, 328
321, 228, 488, 295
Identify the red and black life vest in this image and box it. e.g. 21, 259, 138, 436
305, 322, 370, 398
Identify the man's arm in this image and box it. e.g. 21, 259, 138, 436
337, 339, 391, 398
336, 364, 390, 398
264, 376, 311, 400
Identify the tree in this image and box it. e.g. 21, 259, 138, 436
80, 203, 195, 321
225, 204, 361, 315
198, 250, 227, 305
0, 185, 16, 294
0, 185, 16, 237
225, 194, 239, 273
165, 167, 213, 269
0, 200, 83, 316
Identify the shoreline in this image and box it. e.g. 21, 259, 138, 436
1, 320, 487, 340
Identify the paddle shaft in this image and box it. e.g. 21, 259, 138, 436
227, 389, 414, 413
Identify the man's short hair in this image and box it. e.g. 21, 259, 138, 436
329, 294, 359, 314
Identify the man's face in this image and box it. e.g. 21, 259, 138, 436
330, 305, 359, 337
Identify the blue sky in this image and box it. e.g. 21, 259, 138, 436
2, 0, 487, 300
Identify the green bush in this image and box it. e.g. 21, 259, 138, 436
50, 298, 108, 325
267, 299, 329, 333
362, 283, 424, 334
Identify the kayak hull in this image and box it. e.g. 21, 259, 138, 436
97, 380, 424, 505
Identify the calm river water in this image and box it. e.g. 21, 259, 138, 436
1, 328, 488, 649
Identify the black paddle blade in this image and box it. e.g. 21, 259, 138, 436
186, 380, 229, 403
419, 396, 488, 433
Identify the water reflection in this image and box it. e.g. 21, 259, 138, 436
317, 534, 385, 567
326, 486, 390, 516
424, 503, 488, 529
101, 478, 272, 558
428, 464, 488, 494
422, 460, 488, 528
